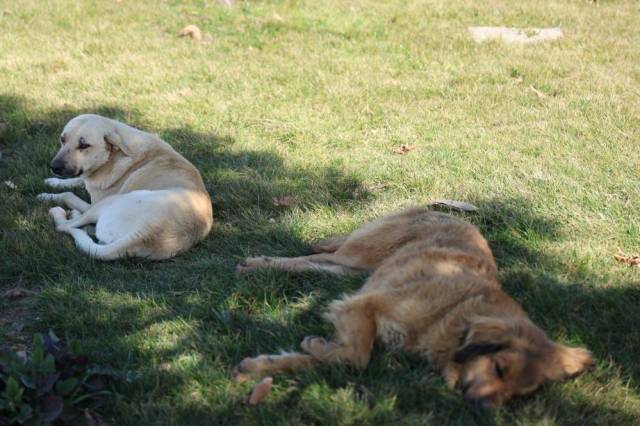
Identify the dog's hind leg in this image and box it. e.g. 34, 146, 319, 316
49, 206, 98, 231
38, 192, 91, 213
237, 252, 364, 276
308, 234, 351, 254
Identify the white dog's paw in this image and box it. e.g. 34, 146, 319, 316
44, 178, 63, 188
37, 193, 56, 201
48, 206, 67, 220
68, 209, 81, 220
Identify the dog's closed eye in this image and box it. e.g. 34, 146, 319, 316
78, 137, 90, 150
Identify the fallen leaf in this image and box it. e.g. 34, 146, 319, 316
514, 75, 524, 83
178, 88, 192, 97
272, 194, 291, 207
217, 0, 234, 6
392, 144, 415, 154
179, 25, 202, 41
248, 377, 273, 405
432, 199, 478, 212
3, 9, 13, 15
613, 246, 640, 267
4, 181, 17, 189
11, 344, 27, 352
2, 288, 35, 299
530, 85, 549, 99
272, 13, 285, 22
11, 345, 28, 362
114, 0, 122, 3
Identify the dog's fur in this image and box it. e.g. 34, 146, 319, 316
37, 114, 212, 260
234, 207, 593, 406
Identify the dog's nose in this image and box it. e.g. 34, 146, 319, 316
50, 160, 64, 175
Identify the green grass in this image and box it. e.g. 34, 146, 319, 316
1, 0, 639, 424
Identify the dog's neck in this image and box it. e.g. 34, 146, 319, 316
83, 150, 139, 192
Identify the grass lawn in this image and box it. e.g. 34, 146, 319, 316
1, 0, 639, 423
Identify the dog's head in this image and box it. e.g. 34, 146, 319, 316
49, 115, 132, 178
454, 317, 593, 407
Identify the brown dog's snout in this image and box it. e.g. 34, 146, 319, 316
50, 160, 65, 176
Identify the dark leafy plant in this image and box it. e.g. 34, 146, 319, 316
0, 331, 114, 425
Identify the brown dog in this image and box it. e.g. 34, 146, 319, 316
234, 207, 594, 406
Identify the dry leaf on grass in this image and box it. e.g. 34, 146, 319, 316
272, 194, 291, 207
272, 13, 285, 22
2, 288, 35, 299
514, 75, 524, 84
4, 181, 17, 189
3, 9, 13, 15
245, 377, 273, 405
432, 199, 478, 212
530, 85, 549, 99
178, 88, 192, 97
614, 246, 640, 267
391, 144, 415, 154
179, 25, 202, 41
11, 345, 28, 362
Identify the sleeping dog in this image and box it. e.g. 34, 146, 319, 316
234, 207, 593, 406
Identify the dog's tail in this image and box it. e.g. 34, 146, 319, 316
66, 228, 139, 260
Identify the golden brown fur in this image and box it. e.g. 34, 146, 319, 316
234, 207, 593, 406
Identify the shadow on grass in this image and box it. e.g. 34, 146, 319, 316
33, 198, 639, 424
0, 93, 373, 282
1, 93, 638, 424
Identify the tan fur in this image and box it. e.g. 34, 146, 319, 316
38, 115, 212, 260
234, 207, 593, 406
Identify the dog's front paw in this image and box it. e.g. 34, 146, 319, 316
37, 193, 56, 201
236, 256, 273, 274
44, 178, 63, 188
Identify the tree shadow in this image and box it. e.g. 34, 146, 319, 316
1, 93, 638, 424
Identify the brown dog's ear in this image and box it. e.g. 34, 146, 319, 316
454, 342, 504, 364
543, 345, 594, 382
104, 132, 133, 157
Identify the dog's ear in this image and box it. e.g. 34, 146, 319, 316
543, 344, 594, 382
454, 342, 504, 364
104, 132, 133, 157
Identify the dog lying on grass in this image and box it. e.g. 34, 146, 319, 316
234, 207, 593, 406
37, 114, 212, 260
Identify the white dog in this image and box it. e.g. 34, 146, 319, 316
38, 114, 213, 260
